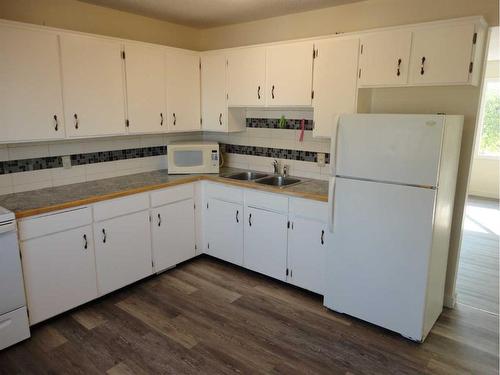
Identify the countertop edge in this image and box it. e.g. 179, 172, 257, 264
13, 175, 328, 219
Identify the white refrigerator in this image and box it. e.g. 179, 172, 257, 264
324, 114, 463, 342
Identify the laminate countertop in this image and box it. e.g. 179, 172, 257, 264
0, 168, 329, 219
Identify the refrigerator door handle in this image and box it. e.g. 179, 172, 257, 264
328, 176, 336, 233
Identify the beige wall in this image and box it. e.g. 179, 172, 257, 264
199, 0, 499, 50
0, 0, 199, 49
469, 60, 500, 200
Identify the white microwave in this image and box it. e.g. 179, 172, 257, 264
167, 141, 220, 174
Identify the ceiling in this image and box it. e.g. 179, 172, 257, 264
79, 0, 364, 28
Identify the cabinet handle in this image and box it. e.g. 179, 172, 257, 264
420, 56, 426, 75
236, 210, 239, 223
257, 86, 261, 99
271, 85, 275, 99
160, 113, 164, 126
102, 228, 106, 243
248, 213, 252, 227
83, 234, 88, 250
173, 113, 176, 126
396, 58, 402, 77
53, 115, 59, 131
321, 230, 325, 245
74, 113, 79, 129
219, 113, 223, 125
158, 213, 162, 227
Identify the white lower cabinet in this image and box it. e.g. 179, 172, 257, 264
94, 210, 153, 296
206, 198, 244, 265
151, 198, 196, 272
20, 221, 98, 325
244, 206, 288, 281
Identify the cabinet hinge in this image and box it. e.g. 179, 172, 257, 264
207, 242, 210, 249
200, 118, 202, 125
286, 268, 289, 276
469, 62, 474, 74
226, 59, 228, 67
194, 203, 196, 210
312, 48, 316, 59
360, 44, 363, 54
226, 93, 229, 100
151, 260, 154, 268
121, 51, 126, 60
311, 90, 314, 99
206, 202, 209, 209
287, 221, 290, 229
358, 68, 362, 79
149, 214, 152, 222
472, 32, 477, 45
195, 244, 197, 251
199, 60, 201, 70
125, 119, 130, 127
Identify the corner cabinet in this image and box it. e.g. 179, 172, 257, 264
166, 50, 201, 132
0, 25, 65, 143
60, 34, 126, 138
266, 42, 314, 106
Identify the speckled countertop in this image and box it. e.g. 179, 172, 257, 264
0, 168, 329, 218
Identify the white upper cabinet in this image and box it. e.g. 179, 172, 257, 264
201, 54, 227, 131
358, 30, 412, 87
227, 47, 266, 107
124, 44, 166, 134
409, 23, 476, 85
312, 38, 360, 138
60, 34, 126, 138
166, 49, 201, 132
0, 25, 65, 143
266, 42, 314, 106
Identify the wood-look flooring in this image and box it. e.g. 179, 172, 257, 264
456, 196, 499, 314
1, 256, 498, 375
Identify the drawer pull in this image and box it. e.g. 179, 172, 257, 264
74, 113, 79, 129
158, 213, 162, 227
102, 228, 107, 243
396, 58, 402, 77
321, 230, 324, 245
83, 234, 88, 250
236, 210, 239, 223
420, 56, 426, 75
248, 213, 252, 227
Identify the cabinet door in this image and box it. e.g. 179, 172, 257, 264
358, 30, 412, 86
0, 25, 64, 143
94, 210, 152, 295
151, 198, 196, 272
266, 42, 314, 106
409, 23, 475, 85
288, 218, 327, 294
20, 226, 97, 325
125, 44, 166, 134
312, 38, 360, 138
201, 54, 227, 131
60, 34, 126, 137
166, 50, 201, 132
244, 207, 288, 281
206, 198, 243, 265
227, 48, 266, 106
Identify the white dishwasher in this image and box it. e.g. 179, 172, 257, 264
0, 207, 30, 350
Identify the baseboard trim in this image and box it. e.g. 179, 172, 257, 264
443, 293, 457, 308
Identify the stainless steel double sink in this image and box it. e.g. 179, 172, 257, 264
224, 171, 302, 187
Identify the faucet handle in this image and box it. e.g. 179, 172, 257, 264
283, 165, 289, 177
272, 159, 280, 174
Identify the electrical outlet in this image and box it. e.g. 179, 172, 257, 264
317, 152, 325, 167
62, 155, 72, 169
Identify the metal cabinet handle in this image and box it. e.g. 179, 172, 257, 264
219, 113, 223, 125
257, 86, 261, 99
236, 210, 239, 223
420, 56, 426, 75
158, 213, 162, 227
102, 228, 106, 243
74, 113, 79, 129
173, 113, 176, 126
396, 58, 402, 77
321, 230, 325, 245
248, 213, 252, 227
160, 113, 164, 126
53, 115, 59, 131
83, 234, 88, 249
271, 85, 275, 99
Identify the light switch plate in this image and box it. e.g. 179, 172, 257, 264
317, 152, 325, 167
62, 155, 71, 169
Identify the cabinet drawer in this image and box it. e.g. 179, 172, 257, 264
205, 182, 243, 204
245, 190, 288, 213
19, 207, 92, 241
93, 193, 149, 222
150, 183, 193, 207
289, 198, 328, 222
0, 307, 30, 350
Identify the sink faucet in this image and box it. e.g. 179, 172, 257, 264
272, 159, 280, 175
283, 165, 289, 178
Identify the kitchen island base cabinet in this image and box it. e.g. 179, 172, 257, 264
151, 198, 196, 272
20, 226, 98, 325
94, 210, 153, 296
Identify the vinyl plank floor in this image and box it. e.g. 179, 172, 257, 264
0, 256, 498, 375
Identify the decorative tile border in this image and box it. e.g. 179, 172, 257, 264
0, 146, 167, 175
246, 118, 314, 131
221, 143, 330, 164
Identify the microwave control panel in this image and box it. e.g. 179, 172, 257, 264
211, 150, 219, 167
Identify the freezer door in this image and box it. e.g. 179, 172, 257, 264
335, 114, 444, 187
324, 177, 436, 341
